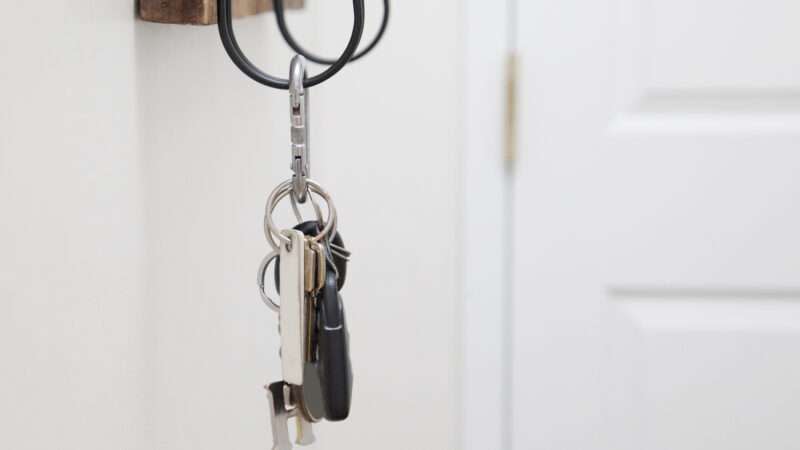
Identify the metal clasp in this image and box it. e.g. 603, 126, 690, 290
289, 55, 309, 203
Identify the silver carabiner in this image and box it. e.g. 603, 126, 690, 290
289, 55, 309, 203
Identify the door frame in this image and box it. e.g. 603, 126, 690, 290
459, 0, 514, 448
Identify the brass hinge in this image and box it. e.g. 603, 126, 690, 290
504, 52, 519, 172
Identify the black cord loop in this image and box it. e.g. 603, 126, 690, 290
217, 0, 365, 89
274, 0, 390, 65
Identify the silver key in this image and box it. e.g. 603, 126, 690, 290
294, 406, 316, 446
303, 239, 326, 297
270, 232, 327, 448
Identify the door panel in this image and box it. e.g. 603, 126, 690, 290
513, 0, 800, 449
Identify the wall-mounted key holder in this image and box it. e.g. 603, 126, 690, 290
139, 0, 304, 25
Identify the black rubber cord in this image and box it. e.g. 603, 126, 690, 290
217, 0, 366, 89
274, 0, 390, 65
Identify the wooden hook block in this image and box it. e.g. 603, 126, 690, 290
139, 0, 304, 25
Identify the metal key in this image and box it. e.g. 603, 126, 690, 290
269, 230, 327, 449
304, 239, 326, 298
299, 238, 328, 422
274, 220, 350, 292
260, 54, 355, 450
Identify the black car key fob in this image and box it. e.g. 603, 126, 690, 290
315, 264, 352, 420
297, 261, 353, 422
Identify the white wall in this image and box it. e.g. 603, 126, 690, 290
460, 1, 512, 449
139, 0, 463, 446
1, 1, 463, 449
0, 2, 149, 449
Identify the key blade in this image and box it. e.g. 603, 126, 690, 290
313, 242, 326, 292
303, 244, 316, 294
295, 415, 316, 445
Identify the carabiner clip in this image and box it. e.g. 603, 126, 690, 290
289, 55, 309, 203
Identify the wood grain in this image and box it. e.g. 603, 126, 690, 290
139, 0, 304, 25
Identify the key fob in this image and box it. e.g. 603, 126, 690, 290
275, 220, 347, 290
316, 263, 352, 421
298, 262, 353, 422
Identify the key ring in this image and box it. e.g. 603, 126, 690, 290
257, 251, 280, 312
259, 187, 337, 313
289, 187, 340, 247
259, 188, 341, 313
264, 179, 337, 251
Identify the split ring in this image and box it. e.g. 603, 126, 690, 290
289, 186, 338, 239
257, 251, 280, 312
264, 179, 337, 251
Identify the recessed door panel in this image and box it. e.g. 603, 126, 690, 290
513, 0, 800, 448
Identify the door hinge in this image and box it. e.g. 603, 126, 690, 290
504, 52, 519, 172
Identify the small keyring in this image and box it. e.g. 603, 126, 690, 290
264, 179, 337, 250
257, 251, 280, 312
289, 186, 338, 239
258, 190, 335, 313
274, 0, 390, 65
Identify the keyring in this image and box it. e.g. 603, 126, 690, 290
257, 190, 335, 314
264, 179, 337, 251
289, 185, 338, 240
257, 251, 280, 312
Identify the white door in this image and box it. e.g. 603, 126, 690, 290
513, 1, 800, 449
